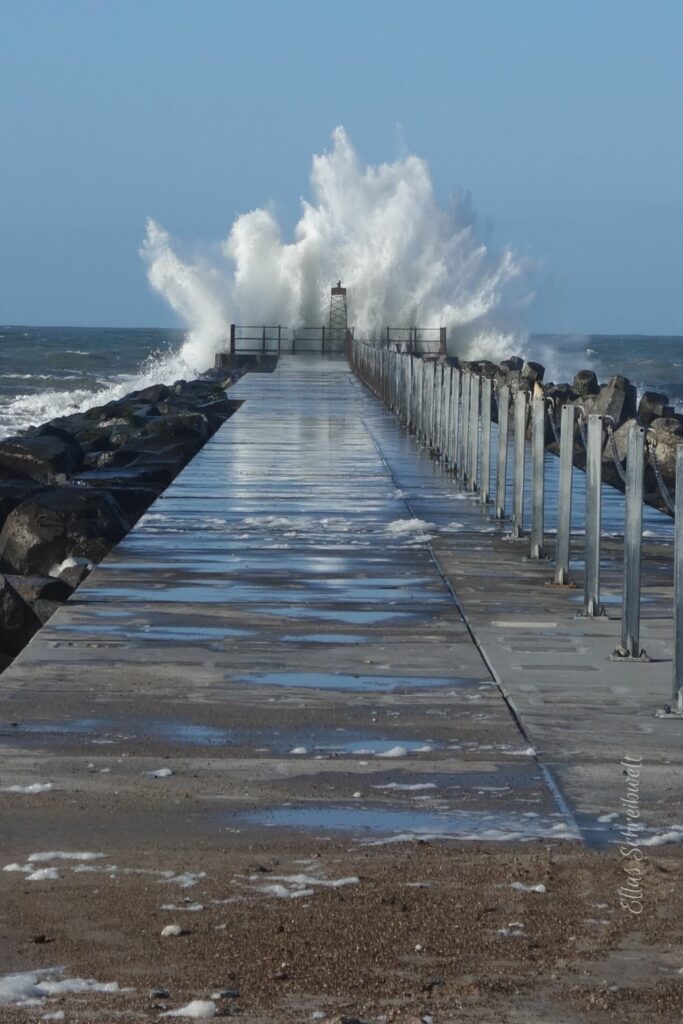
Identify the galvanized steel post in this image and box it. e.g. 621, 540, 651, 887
672, 445, 683, 713
495, 385, 510, 520
529, 393, 546, 558
451, 369, 461, 472
461, 372, 471, 483
442, 367, 452, 465
511, 390, 527, 538
615, 423, 646, 659
468, 374, 480, 491
480, 377, 492, 503
554, 404, 576, 584
583, 414, 605, 617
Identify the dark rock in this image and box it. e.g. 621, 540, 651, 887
466, 360, 499, 379
5, 574, 73, 625
132, 384, 172, 403
545, 383, 577, 411
500, 356, 524, 372
0, 576, 40, 655
521, 361, 545, 384
33, 424, 86, 453
638, 391, 674, 426
647, 417, 683, 479
0, 481, 44, 526
73, 462, 175, 490
59, 562, 93, 589
0, 435, 83, 483
111, 411, 210, 449
572, 369, 599, 397
83, 449, 140, 470
583, 375, 637, 427
0, 487, 128, 576
83, 485, 160, 523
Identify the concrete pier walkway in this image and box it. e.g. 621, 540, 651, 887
1, 355, 578, 848
2, 355, 683, 1022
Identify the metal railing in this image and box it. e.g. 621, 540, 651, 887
349, 338, 683, 717
228, 325, 350, 354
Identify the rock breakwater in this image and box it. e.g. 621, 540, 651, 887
0, 370, 241, 671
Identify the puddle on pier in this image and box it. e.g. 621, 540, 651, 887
50, 623, 252, 642
0, 719, 443, 757
235, 672, 482, 692
279, 633, 366, 644
263, 608, 419, 624
238, 804, 577, 842
1, 717, 234, 747
78, 582, 442, 608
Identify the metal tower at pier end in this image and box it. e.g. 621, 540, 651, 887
328, 281, 348, 351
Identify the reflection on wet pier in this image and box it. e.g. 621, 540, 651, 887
1, 355, 681, 846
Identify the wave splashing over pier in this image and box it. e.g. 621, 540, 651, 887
142, 127, 528, 368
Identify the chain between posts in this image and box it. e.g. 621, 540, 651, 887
546, 399, 561, 443
604, 418, 627, 485
646, 430, 676, 515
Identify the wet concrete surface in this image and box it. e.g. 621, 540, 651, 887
2, 354, 680, 857
0, 355, 582, 854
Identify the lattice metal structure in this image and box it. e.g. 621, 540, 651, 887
328, 281, 348, 351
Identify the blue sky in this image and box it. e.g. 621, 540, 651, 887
1, 0, 681, 334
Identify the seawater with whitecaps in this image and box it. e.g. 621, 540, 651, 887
0, 325, 186, 438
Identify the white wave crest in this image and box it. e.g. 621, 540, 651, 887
141, 126, 530, 369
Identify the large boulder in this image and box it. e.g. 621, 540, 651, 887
583, 375, 637, 427
521, 361, 545, 384
110, 411, 210, 449
0, 435, 83, 483
0, 575, 40, 655
646, 417, 683, 480
129, 383, 172, 403
500, 356, 524, 373
83, 448, 141, 470
637, 391, 674, 425
5, 574, 72, 625
573, 369, 599, 398
0, 480, 44, 525
73, 462, 176, 490
0, 487, 129, 575
96, 485, 160, 522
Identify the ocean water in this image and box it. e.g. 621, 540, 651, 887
1, 325, 682, 440
0, 325, 187, 438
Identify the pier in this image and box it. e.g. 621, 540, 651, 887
1, 352, 682, 1018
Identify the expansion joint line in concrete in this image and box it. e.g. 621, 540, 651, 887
361, 415, 582, 841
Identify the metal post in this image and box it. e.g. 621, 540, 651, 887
554, 404, 576, 584
277, 325, 281, 352
511, 391, 527, 538
426, 361, 435, 448
443, 368, 452, 466
230, 323, 236, 355
495, 385, 510, 520
460, 372, 471, 483
262, 326, 266, 353
468, 374, 480, 491
322, 325, 325, 353
583, 414, 604, 617
672, 445, 683, 712
480, 378, 492, 503
529, 394, 546, 558
615, 423, 646, 658
451, 369, 461, 472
